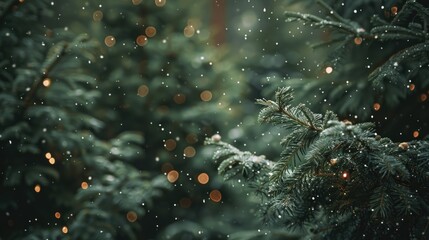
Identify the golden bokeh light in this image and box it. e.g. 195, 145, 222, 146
197, 173, 209, 185
145, 26, 157, 37
325, 66, 333, 74
126, 211, 138, 222
173, 93, 186, 104
136, 35, 148, 46
132, 0, 142, 5
81, 181, 89, 190
104, 35, 116, 47
62, 226, 68, 234
42, 78, 51, 87
45, 152, 52, 159
93, 10, 103, 21
373, 103, 381, 111
164, 139, 177, 151
342, 171, 349, 179
391, 6, 398, 15
155, 0, 166, 7
48, 157, 55, 165
183, 146, 196, 157
354, 37, 362, 45
184, 25, 195, 38
34, 184, 41, 193
409, 84, 415, 91
179, 198, 192, 208
200, 90, 212, 102
413, 131, 419, 138
54, 212, 61, 219
137, 85, 149, 97
209, 189, 222, 203
167, 170, 179, 183
420, 94, 427, 102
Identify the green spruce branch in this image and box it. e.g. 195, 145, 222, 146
208, 87, 429, 239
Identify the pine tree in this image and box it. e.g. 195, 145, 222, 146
209, 0, 429, 239
0, 1, 170, 239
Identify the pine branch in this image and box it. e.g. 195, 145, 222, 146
22, 42, 68, 110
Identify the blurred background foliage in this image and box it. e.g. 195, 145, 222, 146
1, 0, 428, 239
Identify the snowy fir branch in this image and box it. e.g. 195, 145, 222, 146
208, 87, 429, 239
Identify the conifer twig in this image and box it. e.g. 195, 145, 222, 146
22, 43, 68, 110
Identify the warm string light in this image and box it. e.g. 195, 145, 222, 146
184, 25, 195, 37
81, 181, 89, 190
104, 35, 116, 47
183, 146, 196, 157
145, 26, 157, 37
167, 170, 179, 183
42, 78, 51, 87
34, 184, 41, 193
200, 90, 212, 101
155, 0, 166, 7
164, 139, 177, 151
413, 131, 419, 138
325, 66, 333, 74
209, 189, 222, 203
398, 142, 409, 150
61, 226, 68, 234
197, 173, 209, 184
354, 37, 362, 45
373, 103, 381, 111
341, 171, 349, 179
126, 211, 138, 222
137, 85, 149, 97
92, 10, 103, 21
54, 212, 61, 219
136, 35, 148, 46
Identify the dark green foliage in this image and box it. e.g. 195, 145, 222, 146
280, 0, 429, 140
209, 87, 429, 239
1, 1, 169, 239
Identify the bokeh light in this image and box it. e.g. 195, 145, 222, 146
197, 173, 209, 184
126, 211, 138, 222
34, 184, 41, 193
136, 35, 148, 46
184, 25, 195, 37
183, 146, 196, 157
137, 85, 149, 97
145, 26, 157, 37
104, 35, 116, 47
93, 10, 103, 21
155, 0, 166, 7
164, 139, 177, 151
167, 170, 179, 183
200, 90, 212, 101
81, 181, 89, 190
209, 189, 222, 203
